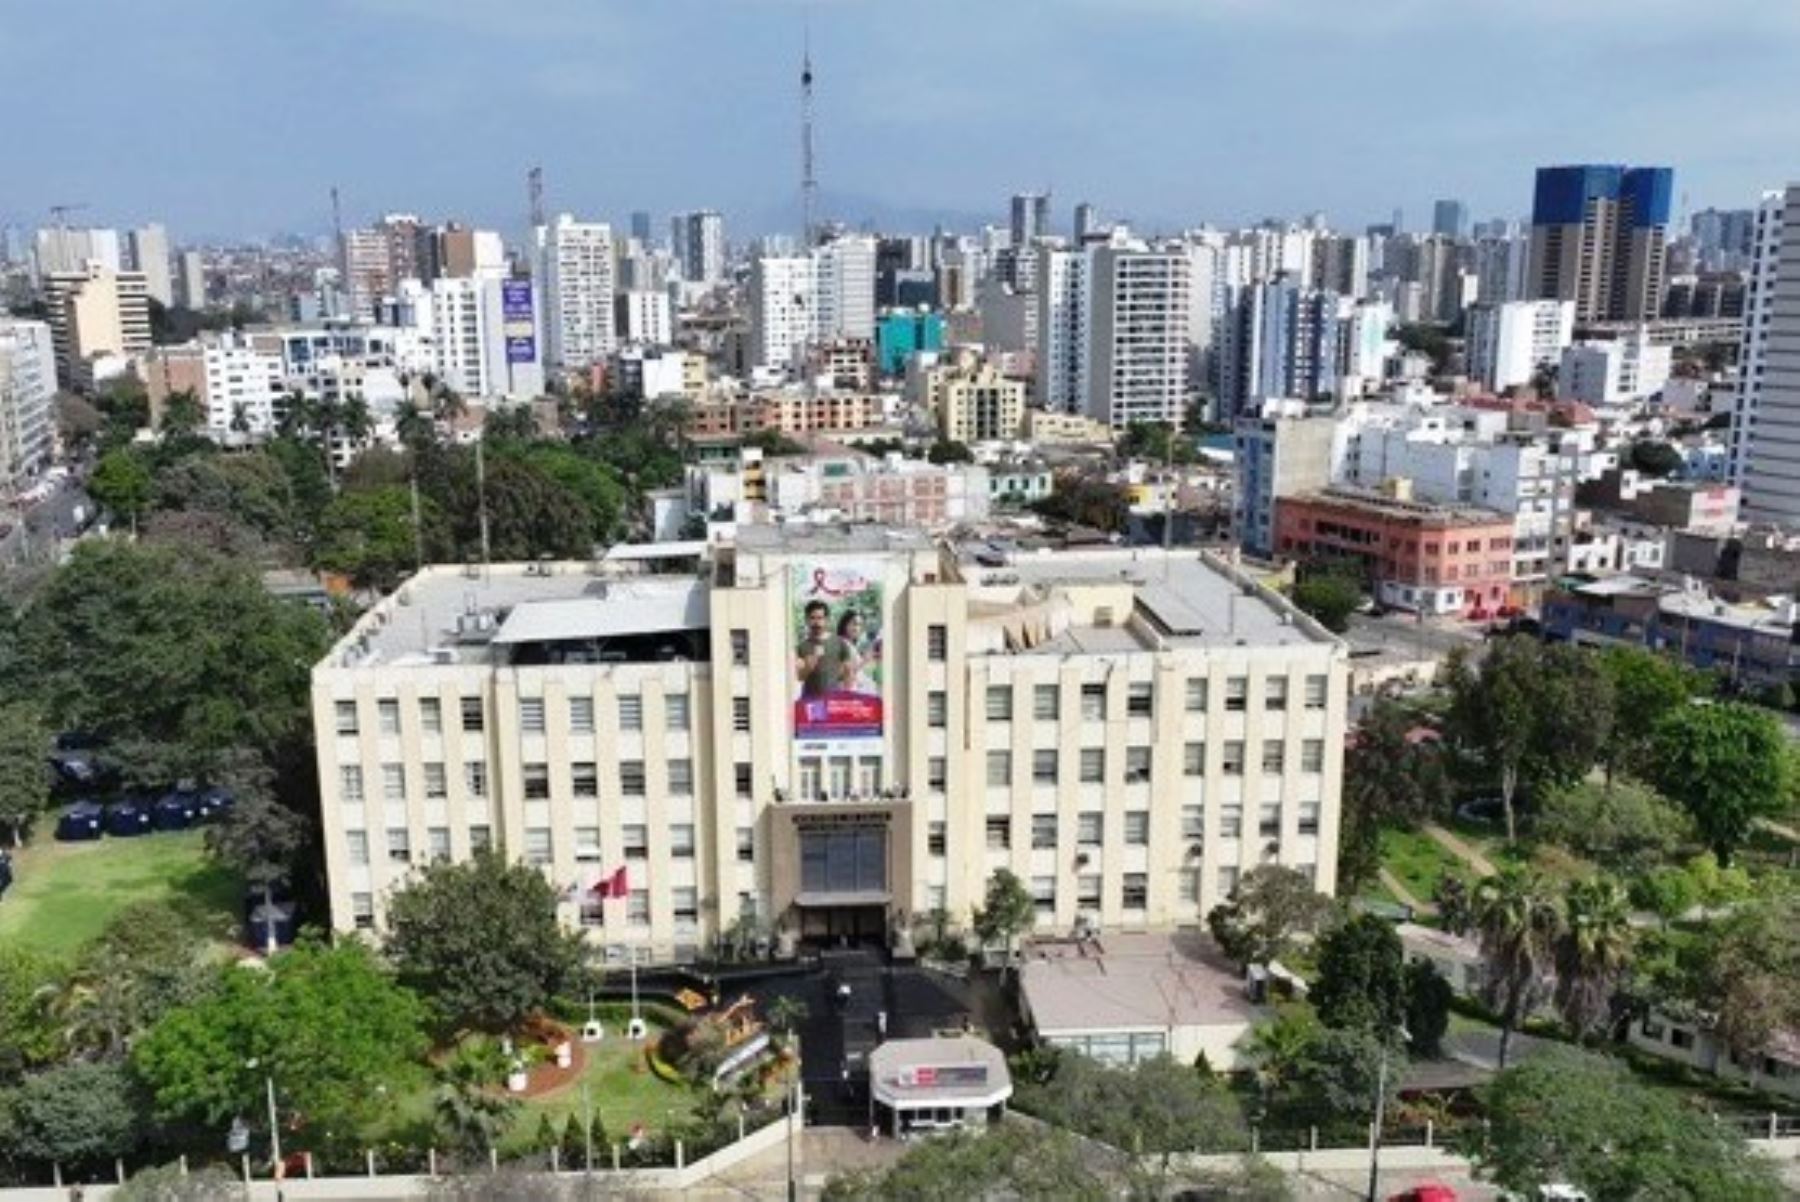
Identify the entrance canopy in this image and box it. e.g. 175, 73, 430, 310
869, 1035, 1012, 1112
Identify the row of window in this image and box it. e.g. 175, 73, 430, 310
340, 756, 757, 804
961, 800, 1321, 852
349, 886, 689, 932
337, 693, 715, 738
347, 822, 758, 870
980, 739, 1327, 785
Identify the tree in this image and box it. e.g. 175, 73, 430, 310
89, 448, 154, 529
1627, 439, 1684, 478
1206, 865, 1335, 970
1029, 472, 1130, 532
159, 390, 206, 438
432, 1036, 518, 1159
113, 1164, 243, 1202
313, 485, 440, 591
483, 403, 541, 443
1692, 896, 1800, 1061
149, 452, 302, 547
1552, 876, 1635, 1041
1533, 778, 1692, 872
1630, 863, 1700, 929
0, 702, 49, 847
1471, 868, 1561, 1068
823, 1122, 1111, 1202
926, 438, 974, 464
1339, 702, 1450, 888
49, 900, 220, 1060
972, 868, 1034, 977
1246, 1008, 1322, 1118
1472, 1047, 1783, 1201
133, 941, 428, 1146
7, 1062, 146, 1168
0, 945, 61, 1083
1010, 1053, 1248, 1162
1403, 959, 1453, 1057
1595, 646, 1695, 780
516, 444, 629, 544
1300, 1026, 1403, 1120
1646, 701, 1790, 864
385, 851, 585, 1033
1432, 875, 1474, 936
1445, 638, 1613, 842
205, 785, 308, 954
1291, 569, 1363, 634
1312, 915, 1408, 1034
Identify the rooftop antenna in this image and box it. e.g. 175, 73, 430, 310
527, 166, 545, 230
330, 185, 346, 291
800, 17, 818, 248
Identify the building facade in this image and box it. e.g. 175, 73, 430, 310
43, 264, 151, 390
1464, 300, 1574, 392
311, 531, 1349, 960
938, 363, 1026, 444
1527, 164, 1673, 322
542, 215, 617, 369
0, 319, 56, 492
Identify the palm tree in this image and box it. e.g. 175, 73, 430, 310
766, 996, 807, 1048
432, 1037, 517, 1161
1554, 876, 1635, 1041
394, 400, 434, 452
1247, 1009, 1319, 1118
1472, 867, 1562, 1068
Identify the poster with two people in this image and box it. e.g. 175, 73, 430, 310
791, 561, 884, 745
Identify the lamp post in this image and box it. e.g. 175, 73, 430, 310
786, 1032, 802, 1202
1366, 1025, 1409, 1202
245, 1059, 280, 1172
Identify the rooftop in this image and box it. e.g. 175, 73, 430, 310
1019, 931, 1266, 1035
1286, 486, 1513, 529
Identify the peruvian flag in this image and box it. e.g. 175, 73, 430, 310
589, 866, 628, 899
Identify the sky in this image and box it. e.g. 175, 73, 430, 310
5, 0, 1799, 244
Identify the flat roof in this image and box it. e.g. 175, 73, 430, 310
335, 565, 608, 667
492, 580, 710, 645
869, 1036, 1012, 1107
1020, 931, 1266, 1036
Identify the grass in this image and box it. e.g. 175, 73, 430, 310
1378, 825, 1470, 903
508, 1025, 704, 1148
0, 829, 240, 957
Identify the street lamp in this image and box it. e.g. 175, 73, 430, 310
1366, 1025, 1409, 1202
244, 1058, 281, 1172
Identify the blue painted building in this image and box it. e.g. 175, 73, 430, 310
1529, 164, 1674, 322
876, 309, 946, 378
1542, 574, 1800, 688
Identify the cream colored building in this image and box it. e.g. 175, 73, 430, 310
1023, 408, 1115, 445
311, 528, 1347, 963
43, 264, 151, 390
938, 363, 1026, 444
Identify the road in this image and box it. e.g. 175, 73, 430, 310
0, 476, 91, 570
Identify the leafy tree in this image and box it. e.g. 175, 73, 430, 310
1011, 1053, 1248, 1162
0, 946, 61, 1083
1595, 646, 1696, 779
1339, 702, 1450, 888
113, 1164, 243, 1202
313, 485, 441, 591
426, 452, 594, 562
1646, 701, 1790, 864
6, 1062, 146, 1168
264, 435, 334, 537
1206, 865, 1335, 970
159, 390, 206, 438
1403, 959, 1453, 1057
823, 1122, 1110, 1202
972, 868, 1034, 978
1534, 778, 1693, 872
1432, 875, 1474, 936
205, 784, 308, 954
1552, 876, 1635, 1040
89, 447, 155, 529
1630, 863, 1700, 929
1312, 914, 1408, 1034
148, 453, 299, 545
1246, 1008, 1322, 1118
483, 403, 542, 443
1627, 439, 1683, 478
1444, 638, 1613, 842
1471, 868, 1561, 1068
926, 438, 974, 464
0, 702, 49, 847
385, 851, 585, 1033
515, 444, 628, 543
55, 391, 104, 451
1117, 420, 1198, 465
47, 900, 221, 1060
1029, 471, 1130, 533
1692, 896, 1800, 1061
1290, 569, 1363, 634
1299, 1026, 1403, 1120
133, 941, 427, 1146
1472, 1047, 1783, 1201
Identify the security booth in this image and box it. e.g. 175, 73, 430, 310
868, 1036, 1011, 1139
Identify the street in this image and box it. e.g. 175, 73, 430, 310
1, 475, 91, 569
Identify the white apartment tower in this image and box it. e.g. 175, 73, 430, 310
814, 235, 878, 342
43, 264, 151, 391
1465, 300, 1575, 392
1085, 240, 1192, 428
1730, 190, 1786, 491
749, 255, 818, 372
127, 225, 174, 306
672, 211, 727, 285
0, 320, 56, 491
542, 215, 617, 369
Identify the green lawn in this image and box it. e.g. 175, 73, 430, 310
0, 830, 241, 957
1379, 825, 1469, 903
507, 1025, 704, 1149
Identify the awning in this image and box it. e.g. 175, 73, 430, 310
794, 890, 891, 907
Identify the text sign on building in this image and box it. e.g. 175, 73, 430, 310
896, 1064, 989, 1088
791, 561, 884, 749
501, 280, 536, 364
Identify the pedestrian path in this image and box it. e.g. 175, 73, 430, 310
1424, 821, 1498, 877
1378, 867, 1437, 918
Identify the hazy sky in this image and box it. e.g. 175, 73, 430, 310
5, 0, 1798, 243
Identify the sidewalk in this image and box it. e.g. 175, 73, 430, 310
1423, 822, 1498, 877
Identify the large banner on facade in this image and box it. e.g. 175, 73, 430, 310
791, 561, 884, 745
501, 279, 536, 364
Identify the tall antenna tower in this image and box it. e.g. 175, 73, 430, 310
330, 185, 346, 278
800, 25, 817, 247
527, 166, 545, 230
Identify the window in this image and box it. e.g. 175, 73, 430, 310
1298, 801, 1321, 836
382, 763, 405, 801
1080, 683, 1106, 721
1225, 676, 1248, 712
1185, 678, 1208, 712
427, 827, 451, 863
1127, 682, 1153, 718
520, 828, 551, 865
622, 825, 648, 859
519, 698, 545, 732
346, 830, 368, 865
928, 821, 947, 856
579, 898, 604, 928
730, 628, 750, 665
569, 697, 595, 734
986, 750, 1012, 787
572, 762, 598, 798
1080, 748, 1105, 784
378, 699, 401, 734
469, 825, 492, 853
1124, 811, 1150, 845
673, 887, 699, 932
352, 893, 375, 930
986, 685, 1013, 722
335, 701, 359, 736
666, 694, 690, 732
1031, 875, 1056, 914
927, 885, 947, 912
1265, 677, 1288, 712
1125, 746, 1151, 782
1032, 749, 1058, 785
464, 760, 487, 799
670, 824, 695, 859
1183, 742, 1205, 776
1122, 873, 1148, 910
461, 696, 484, 731
1220, 805, 1243, 838
1222, 741, 1245, 775
1301, 739, 1325, 773
423, 762, 447, 800
1182, 805, 1205, 840
1077, 811, 1103, 846
627, 890, 650, 926
928, 691, 948, 727
419, 697, 442, 733
1259, 803, 1281, 837
1179, 870, 1202, 904
618, 696, 643, 731
798, 758, 821, 801
387, 827, 411, 863
523, 763, 549, 800
1033, 684, 1060, 720
1032, 813, 1058, 849
340, 765, 364, 803
620, 761, 646, 797
732, 697, 751, 733
1262, 740, 1285, 774
1218, 865, 1240, 896
575, 827, 601, 862
1304, 674, 1329, 709
734, 762, 753, 798
737, 826, 755, 863
927, 624, 947, 661
928, 757, 948, 792
669, 760, 693, 796
985, 816, 1011, 850
1077, 874, 1102, 910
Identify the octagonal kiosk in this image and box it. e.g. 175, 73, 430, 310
868, 1035, 1011, 1140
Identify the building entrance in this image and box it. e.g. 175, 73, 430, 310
798, 903, 889, 945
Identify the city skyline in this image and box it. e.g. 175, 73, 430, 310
6, 0, 1800, 241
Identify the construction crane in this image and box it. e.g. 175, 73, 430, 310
48, 202, 89, 227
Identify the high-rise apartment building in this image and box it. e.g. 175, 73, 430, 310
33, 227, 121, 280
630, 211, 653, 246
178, 250, 206, 310
937, 361, 1026, 443
397, 274, 544, 401
43, 264, 151, 390
309, 528, 1349, 957
1729, 191, 1785, 491
814, 236, 877, 342
749, 255, 817, 372
670, 211, 727, 285
1465, 300, 1575, 392
1085, 240, 1191, 428
1528, 164, 1674, 322
1432, 199, 1468, 240
1010, 192, 1050, 248
614, 291, 673, 347
126, 225, 173, 306
0, 320, 56, 491
540, 215, 617, 369
1217, 276, 1341, 419
141, 335, 286, 443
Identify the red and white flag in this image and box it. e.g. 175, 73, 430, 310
589, 865, 628, 899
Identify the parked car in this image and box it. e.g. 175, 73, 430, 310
105, 799, 154, 837
196, 787, 236, 823
0, 850, 13, 899
153, 790, 200, 831
56, 800, 105, 841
